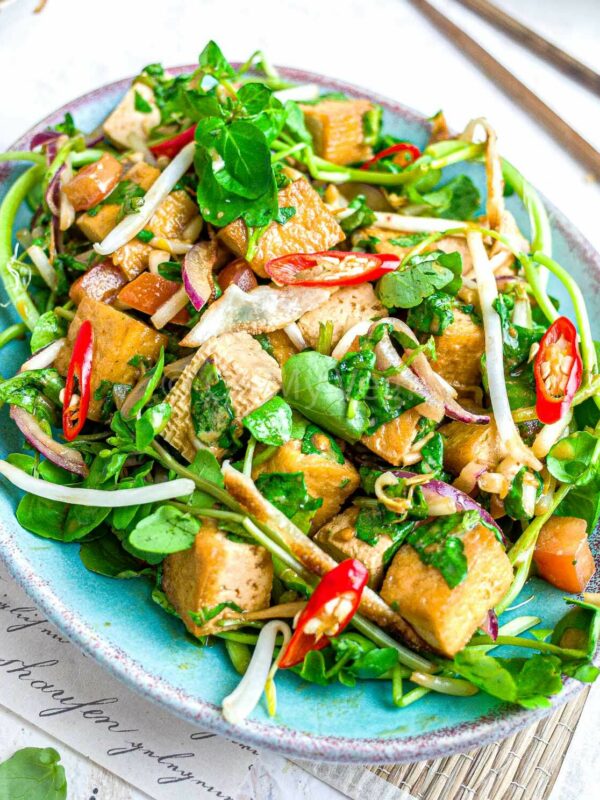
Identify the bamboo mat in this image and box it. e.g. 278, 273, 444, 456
368, 687, 590, 800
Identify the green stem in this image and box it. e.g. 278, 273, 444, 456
0, 322, 27, 349
252, 444, 278, 468
395, 686, 430, 707
70, 149, 104, 168
0, 152, 46, 166
0, 164, 43, 330
243, 436, 256, 477
224, 639, 252, 675
468, 635, 586, 660
410, 671, 479, 697
501, 159, 552, 256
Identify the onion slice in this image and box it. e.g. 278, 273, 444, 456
222, 620, 292, 724
283, 322, 306, 351
372, 212, 468, 233
94, 142, 195, 256
151, 286, 188, 330
480, 609, 499, 640
331, 320, 373, 359
27, 244, 58, 290
21, 338, 65, 370
273, 84, 320, 102
9, 407, 88, 476
182, 241, 217, 311
180, 284, 331, 348
0, 458, 194, 506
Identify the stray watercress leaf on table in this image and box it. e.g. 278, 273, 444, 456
0, 747, 67, 800
127, 505, 199, 558
242, 396, 293, 446
377, 250, 462, 309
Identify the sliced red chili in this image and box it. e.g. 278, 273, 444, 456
149, 124, 197, 159
534, 316, 582, 424
360, 142, 421, 171
62, 320, 94, 441
265, 251, 399, 287
278, 559, 369, 669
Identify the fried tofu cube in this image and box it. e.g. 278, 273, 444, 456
266, 329, 297, 367
111, 240, 153, 281
439, 419, 501, 476
381, 522, 513, 656
162, 332, 282, 462
219, 178, 343, 278
117, 272, 189, 325
313, 506, 392, 589
69, 259, 127, 305
63, 153, 123, 212
252, 437, 359, 531
300, 99, 374, 165
148, 190, 199, 241
362, 229, 473, 273
297, 283, 385, 349
102, 83, 161, 149
163, 518, 273, 637
55, 296, 167, 421
433, 310, 484, 390
361, 408, 422, 467
534, 516, 595, 593
76, 160, 161, 243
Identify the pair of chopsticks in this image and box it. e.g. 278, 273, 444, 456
409, 0, 600, 178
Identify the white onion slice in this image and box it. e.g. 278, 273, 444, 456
222, 620, 292, 724
180, 284, 330, 348
283, 322, 307, 351
372, 212, 468, 233
467, 231, 541, 469
27, 245, 58, 290
149, 236, 193, 255
532, 411, 572, 459
331, 320, 373, 359
21, 338, 65, 370
93, 142, 195, 256
0, 460, 194, 506
273, 84, 320, 102
151, 286, 188, 329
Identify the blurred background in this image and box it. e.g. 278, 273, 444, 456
1, 0, 598, 249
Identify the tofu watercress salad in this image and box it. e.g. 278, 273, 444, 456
1, 41, 599, 723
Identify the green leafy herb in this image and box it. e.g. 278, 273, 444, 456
407, 511, 477, 588
190, 358, 238, 449
134, 90, 153, 113
87, 179, 146, 220
377, 250, 462, 309
388, 233, 429, 248
547, 431, 599, 485
493, 294, 544, 369
30, 310, 67, 353
127, 505, 199, 559
0, 747, 67, 800
504, 467, 542, 521
135, 402, 171, 449
414, 432, 445, 478
355, 504, 414, 555
137, 228, 154, 243
407, 291, 455, 334
242, 396, 293, 446
80, 533, 151, 579
408, 174, 480, 220
186, 449, 224, 508
255, 471, 322, 532
0, 368, 64, 423
55, 112, 77, 137
300, 423, 345, 464
189, 601, 243, 628
339, 194, 376, 236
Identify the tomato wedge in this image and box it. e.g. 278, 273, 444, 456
149, 124, 197, 159
278, 559, 368, 669
360, 142, 421, 171
62, 320, 94, 441
534, 316, 582, 424
265, 251, 399, 287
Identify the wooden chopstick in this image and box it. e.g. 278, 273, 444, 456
453, 0, 600, 97
408, 0, 600, 178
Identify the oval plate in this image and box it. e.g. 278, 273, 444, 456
1, 67, 599, 763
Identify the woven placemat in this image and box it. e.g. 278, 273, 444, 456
368, 687, 590, 800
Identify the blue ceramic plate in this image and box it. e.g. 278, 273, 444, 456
1, 67, 599, 763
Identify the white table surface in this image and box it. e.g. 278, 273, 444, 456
1, 0, 599, 797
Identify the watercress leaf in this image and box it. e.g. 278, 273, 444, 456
377, 250, 462, 309
406, 291, 455, 335
552, 599, 600, 659
187, 449, 224, 508
195, 147, 246, 227
292, 649, 331, 686
80, 533, 150, 578
348, 647, 398, 679
190, 358, 238, 450
419, 174, 481, 220
407, 511, 476, 588
555, 472, 600, 531
30, 310, 67, 353
503, 467, 542, 521
217, 121, 273, 200
128, 505, 199, 557
135, 402, 172, 449
242, 396, 293, 446
0, 368, 64, 407
355, 504, 414, 547
63, 505, 112, 542
198, 40, 235, 80
255, 471, 322, 533
283, 100, 314, 145
547, 431, 599, 485
16, 494, 68, 540
0, 747, 67, 800
339, 195, 376, 236
122, 348, 165, 421
300, 423, 345, 464
282, 352, 370, 443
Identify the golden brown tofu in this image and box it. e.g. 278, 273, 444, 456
69, 259, 127, 305
439, 419, 501, 476
63, 153, 123, 212
148, 190, 199, 240
361, 408, 422, 467
433, 310, 484, 390
381, 523, 513, 656
111, 240, 154, 281
361, 229, 472, 274
55, 296, 167, 421
162, 332, 282, 462
102, 83, 161, 149
163, 518, 273, 637
76, 160, 160, 243
297, 283, 385, 349
313, 507, 393, 589
266, 329, 297, 367
219, 178, 343, 278
252, 437, 359, 532
300, 99, 374, 165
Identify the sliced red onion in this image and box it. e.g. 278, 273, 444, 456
480, 610, 499, 640
85, 130, 105, 147
394, 469, 505, 542
21, 338, 65, 368
45, 163, 64, 216
30, 130, 61, 150
10, 406, 88, 477
182, 242, 216, 311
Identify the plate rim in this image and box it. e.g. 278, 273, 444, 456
1, 65, 599, 763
